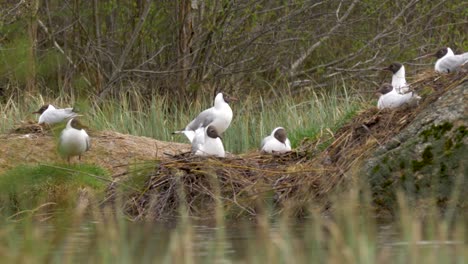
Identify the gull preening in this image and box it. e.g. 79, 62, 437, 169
175, 92, 236, 142
384, 62, 409, 94
191, 125, 225, 157
434, 47, 468, 73
33, 104, 79, 125
377, 83, 419, 109
261, 127, 291, 153
58, 118, 90, 163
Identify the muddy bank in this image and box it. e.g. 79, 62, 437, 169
0, 129, 190, 176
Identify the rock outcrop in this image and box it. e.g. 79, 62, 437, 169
364, 79, 467, 213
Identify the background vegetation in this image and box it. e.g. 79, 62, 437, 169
0, 0, 466, 101
0, 1, 466, 262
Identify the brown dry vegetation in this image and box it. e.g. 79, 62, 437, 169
116, 71, 467, 221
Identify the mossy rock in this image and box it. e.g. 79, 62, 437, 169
364, 81, 467, 213
0, 163, 110, 214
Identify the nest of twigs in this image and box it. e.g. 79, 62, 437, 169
118, 151, 339, 221
112, 70, 467, 221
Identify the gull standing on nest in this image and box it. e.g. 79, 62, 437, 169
174, 92, 237, 142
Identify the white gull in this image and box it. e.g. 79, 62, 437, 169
434, 47, 468, 73
384, 62, 409, 94
175, 92, 236, 142
33, 104, 79, 125
58, 118, 90, 163
191, 125, 225, 157
377, 83, 419, 109
261, 127, 292, 153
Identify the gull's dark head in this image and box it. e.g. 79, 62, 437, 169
377, 83, 393, 96
206, 125, 221, 139
434, 47, 448, 59
384, 62, 403, 74
273, 127, 287, 144
33, 104, 50, 114
221, 93, 238, 104
70, 118, 87, 130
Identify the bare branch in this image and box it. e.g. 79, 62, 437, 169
288, 0, 359, 78
98, 0, 152, 99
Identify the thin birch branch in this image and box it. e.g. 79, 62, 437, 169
37, 18, 92, 87
98, 0, 152, 99
288, 0, 359, 78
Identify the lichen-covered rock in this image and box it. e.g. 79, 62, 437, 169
365, 81, 467, 212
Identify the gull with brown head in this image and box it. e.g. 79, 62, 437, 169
261, 127, 292, 154
58, 118, 90, 163
191, 125, 225, 157
434, 47, 468, 73
33, 104, 79, 125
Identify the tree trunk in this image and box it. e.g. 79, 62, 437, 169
26, 0, 39, 94
93, 0, 103, 92
177, 0, 195, 94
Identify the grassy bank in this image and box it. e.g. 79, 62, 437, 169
0, 85, 364, 154
0, 78, 466, 263
0, 164, 110, 216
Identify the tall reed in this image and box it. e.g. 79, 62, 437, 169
0, 182, 465, 263
1, 85, 364, 154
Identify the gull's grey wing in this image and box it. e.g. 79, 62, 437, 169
60, 108, 79, 118
58, 132, 65, 155
191, 128, 205, 153
85, 134, 91, 151
44, 109, 78, 124
440, 54, 468, 72
186, 109, 215, 131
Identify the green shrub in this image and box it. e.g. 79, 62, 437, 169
0, 164, 110, 214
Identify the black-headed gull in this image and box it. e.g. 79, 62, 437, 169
434, 47, 468, 73
261, 127, 292, 153
383, 62, 409, 94
33, 104, 79, 125
58, 118, 90, 163
377, 83, 419, 109
175, 92, 236, 142
191, 125, 225, 157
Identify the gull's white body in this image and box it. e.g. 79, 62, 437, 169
261, 127, 291, 153
178, 93, 233, 142
435, 48, 468, 73
191, 127, 225, 157
377, 87, 419, 110
391, 65, 409, 94
59, 119, 90, 161
38, 105, 78, 125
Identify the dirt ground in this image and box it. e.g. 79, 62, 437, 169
0, 125, 190, 176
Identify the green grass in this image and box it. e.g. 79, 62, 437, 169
0, 88, 465, 262
1, 85, 365, 154
0, 164, 110, 214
